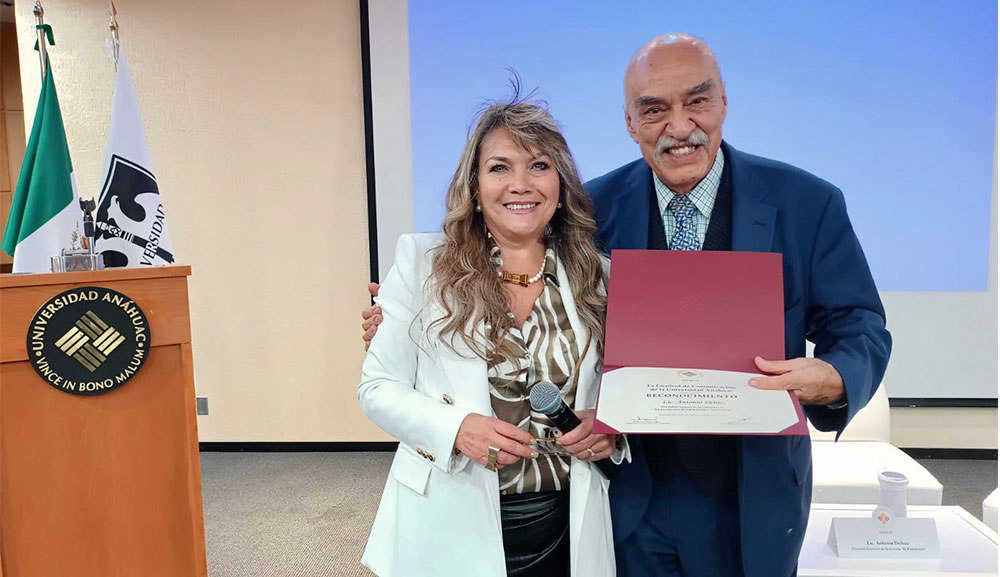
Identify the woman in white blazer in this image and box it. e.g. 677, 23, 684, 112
358, 98, 625, 577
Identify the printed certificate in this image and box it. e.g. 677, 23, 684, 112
595, 367, 807, 435
594, 250, 808, 436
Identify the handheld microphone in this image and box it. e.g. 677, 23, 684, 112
529, 381, 618, 480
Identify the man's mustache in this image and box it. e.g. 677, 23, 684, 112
656, 129, 710, 156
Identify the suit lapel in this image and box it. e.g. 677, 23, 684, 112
725, 143, 777, 252
620, 163, 653, 250
647, 183, 670, 250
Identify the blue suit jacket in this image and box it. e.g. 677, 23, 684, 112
586, 142, 892, 577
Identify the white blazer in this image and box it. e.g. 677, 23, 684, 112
359, 233, 619, 577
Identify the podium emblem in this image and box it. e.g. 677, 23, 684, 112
26, 287, 151, 396
55, 311, 126, 371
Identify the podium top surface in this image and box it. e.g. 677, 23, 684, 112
0, 265, 191, 289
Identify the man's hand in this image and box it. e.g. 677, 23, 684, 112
749, 356, 845, 406
455, 413, 537, 469
554, 409, 616, 461
361, 282, 382, 350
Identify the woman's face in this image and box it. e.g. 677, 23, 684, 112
476, 128, 560, 246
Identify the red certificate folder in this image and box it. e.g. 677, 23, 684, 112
594, 250, 807, 436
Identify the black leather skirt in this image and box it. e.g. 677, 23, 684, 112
500, 490, 570, 577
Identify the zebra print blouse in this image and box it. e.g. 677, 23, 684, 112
488, 248, 581, 494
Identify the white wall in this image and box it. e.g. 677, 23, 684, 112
15, 0, 390, 442
891, 407, 997, 449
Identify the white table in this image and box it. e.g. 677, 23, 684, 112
799, 505, 999, 577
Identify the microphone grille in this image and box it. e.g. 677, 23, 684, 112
529, 381, 561, 413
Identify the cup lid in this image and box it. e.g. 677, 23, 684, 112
878, 470, 909, 485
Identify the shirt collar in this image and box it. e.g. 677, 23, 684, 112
652, 147, 725, 218
542, 247, 559, 287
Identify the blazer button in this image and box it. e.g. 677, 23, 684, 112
442, 394, 454, 405
427, 452, 436, 462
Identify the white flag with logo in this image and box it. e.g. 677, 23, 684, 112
95, 46, 174, 267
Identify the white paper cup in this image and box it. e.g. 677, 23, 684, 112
877, 470, 909, 518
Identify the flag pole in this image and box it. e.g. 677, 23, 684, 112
109, 1, 120, 70
33, 0, 47, 79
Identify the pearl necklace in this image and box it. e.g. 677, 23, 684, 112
498, 259, 546, 287
490, 244, 546, 287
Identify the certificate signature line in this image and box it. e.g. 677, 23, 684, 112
627, 417, 663, 425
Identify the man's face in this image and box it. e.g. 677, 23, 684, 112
625, 43, 727, 194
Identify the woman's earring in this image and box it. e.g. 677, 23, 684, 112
475, 204, 482, 212
557, 202, 563, 209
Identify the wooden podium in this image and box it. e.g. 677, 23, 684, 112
0, 266, 207, 577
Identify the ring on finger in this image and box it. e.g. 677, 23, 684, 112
586, 447, 596, 459
485, 445, 501, 472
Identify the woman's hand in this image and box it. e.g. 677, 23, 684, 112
555, 409, 616, 461
455, 413, 537, 469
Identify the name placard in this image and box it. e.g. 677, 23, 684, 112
827, 516, 940, 558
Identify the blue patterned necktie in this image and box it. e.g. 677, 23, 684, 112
668, 194, 700, 251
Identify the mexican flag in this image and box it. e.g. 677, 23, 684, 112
1, 57, 84, 273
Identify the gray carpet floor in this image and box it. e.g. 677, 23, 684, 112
916, 458, 999, 521
201, 452, 390, 577
200, 452, 996, 577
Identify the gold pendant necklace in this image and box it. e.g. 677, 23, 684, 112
498, 259, 546, 287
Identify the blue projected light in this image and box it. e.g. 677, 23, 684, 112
408, 1, 996, 292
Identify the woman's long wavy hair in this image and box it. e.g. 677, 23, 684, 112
428, 96, 607, 364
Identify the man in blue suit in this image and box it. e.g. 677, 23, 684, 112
589, 33, 891, 577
